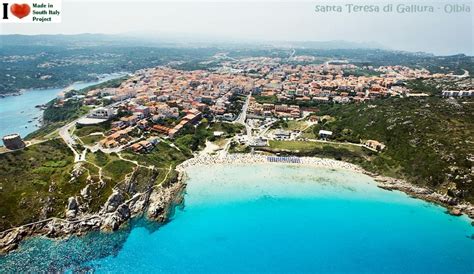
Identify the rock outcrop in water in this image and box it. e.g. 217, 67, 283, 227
147, 172, 187, 222
374, 176, 474, 219
2, 153, 473, 254
0, 169, 186, 254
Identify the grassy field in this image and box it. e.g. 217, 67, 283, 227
75, 124, 109, 145
300, 126, 318, 139
75, 124, 109, 137
103, 160, 136, 182
269, 140, 363, 153
121, 142, 188, 169
208, 122, 245, 136
0, 139, 79, 230
86, 150, 119, 167
80, 135, 103, 145
285, 120, 310, 131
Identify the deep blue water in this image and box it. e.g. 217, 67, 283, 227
0, 164, 473, 273
0, 73, 126, 144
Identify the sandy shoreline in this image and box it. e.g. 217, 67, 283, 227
2, 152, 472, 254
178, 153, 474, 220
177, 153, 363, 172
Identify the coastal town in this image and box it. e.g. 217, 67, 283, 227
4, 59, 471, 157
2, 0, 474, 268
1, 56, 473, 256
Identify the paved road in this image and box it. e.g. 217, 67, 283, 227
234, 93, 251, 125
233, 93, 252, 138
59, 120, 81, 162
453, 69, 470, 78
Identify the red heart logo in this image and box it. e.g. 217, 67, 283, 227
10, 3, 30, 19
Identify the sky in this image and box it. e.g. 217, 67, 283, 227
1, 0, 473, 55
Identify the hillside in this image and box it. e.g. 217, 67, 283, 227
0, 137, 188, 232
314, 97, 474, 203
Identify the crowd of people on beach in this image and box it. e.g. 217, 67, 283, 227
177, 153, 363, 173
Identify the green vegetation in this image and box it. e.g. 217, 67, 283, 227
406, 79, 441, 96
86, 150, 118, 167
75, 124, 109, 137
80, 76, 128, 94
300, 126, 318, 139
275, 120, 310, 131
1, 34, 220, 95
315, 97, 474, 202
25, 123, 63, 140
80, 135, 103, 145
260, 140, 374, 167
121, 142, 188, 170
25, 79, 124, 142
75, 124, 110, 145
227, 94, 246, 116
208, 122, 245, 141
0, 130, 191, 232
43, 101, 91, 123
254, 95, 328, 109
253, 95, 279, 105
269, 140, 363, 153
2, 35, 473, 96
2, 36, 473, 235
103, 160, 135, 182
265, 140, 372, 162
229, 142, 251, 154
174, 122, 210, 153
343, 68, 380, 77
0, 139, 141, 230
174, 121, 244, 154
0, 139, 77, 230
114, 166, 160, 197
23, 100, 91, 141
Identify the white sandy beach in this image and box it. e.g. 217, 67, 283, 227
177, 153, 363, 173
177, 153, 474, 218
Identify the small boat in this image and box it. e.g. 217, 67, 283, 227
28, 120, 33, 123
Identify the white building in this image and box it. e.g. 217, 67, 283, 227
442, 90, 473, 98
319, 130, 333, 140
88, 107, 115, 120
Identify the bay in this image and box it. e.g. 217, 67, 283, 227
1, 164, 472, 273
0, 73, 126, 144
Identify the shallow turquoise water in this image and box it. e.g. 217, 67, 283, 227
0, 73, 125, 143
1, 164, 473, 273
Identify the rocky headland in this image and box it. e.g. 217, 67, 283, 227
0, 169, 187, 254
2, 153, 472, 255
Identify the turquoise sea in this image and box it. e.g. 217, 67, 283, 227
0, 73, 126, 144
0, 164, 473, 273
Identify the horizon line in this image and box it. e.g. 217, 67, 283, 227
1, 33, 472, 57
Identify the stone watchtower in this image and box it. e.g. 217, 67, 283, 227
2, 134, 26, 150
